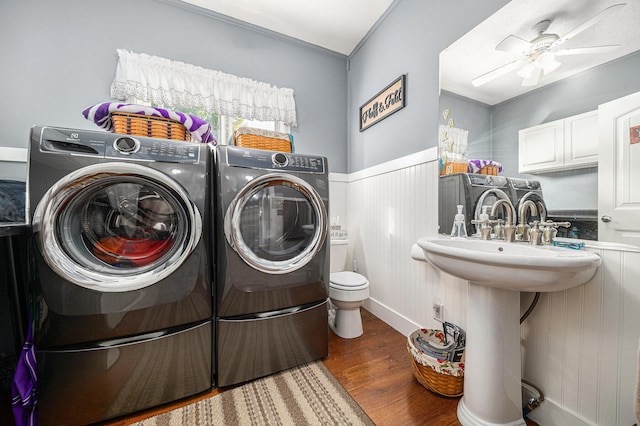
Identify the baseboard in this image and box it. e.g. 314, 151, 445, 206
527, 398, 594, 426
363, 297, 421, 337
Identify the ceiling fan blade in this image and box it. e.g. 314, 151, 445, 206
472, 59, 526, 87
522, 67, 542, 86
555, 44, 621, 56
552, 3, 626, 48
496, 35, 532, 54
516, 62, 536, 79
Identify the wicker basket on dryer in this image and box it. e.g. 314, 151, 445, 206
233, 127, 294, 152
110, 112, 191, 141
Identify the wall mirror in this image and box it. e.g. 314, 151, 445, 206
438, 0, 640, 243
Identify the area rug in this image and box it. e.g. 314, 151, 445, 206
131, 361, 375, 425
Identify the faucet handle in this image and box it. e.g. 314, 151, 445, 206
529, 221, 543, 246
540, 220, 571, 228
539, 220, 571, 245
493, 219, 505, 240
471, 219, 493, 240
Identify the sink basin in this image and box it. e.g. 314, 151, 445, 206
417, 237, 601, 292
414, 236, 601, 426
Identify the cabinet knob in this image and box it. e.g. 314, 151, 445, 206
601, 215, 612, 223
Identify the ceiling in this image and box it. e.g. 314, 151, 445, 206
440, 0, 640, 106
179, 0, 395, 55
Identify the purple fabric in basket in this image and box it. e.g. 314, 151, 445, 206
11, 323, 37, 426
82, 102, 216, 144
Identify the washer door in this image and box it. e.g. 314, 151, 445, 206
224, 173, 327, 274
33, 162, 202, 292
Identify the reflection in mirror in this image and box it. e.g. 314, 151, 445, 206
438, 0, 640, 242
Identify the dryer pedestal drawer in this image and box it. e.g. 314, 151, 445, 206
217, 300, 328, 387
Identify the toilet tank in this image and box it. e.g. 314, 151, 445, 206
330, 239, 348, 273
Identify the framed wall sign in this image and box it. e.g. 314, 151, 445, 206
359, 74, 406, 132
631, 125, 640, 145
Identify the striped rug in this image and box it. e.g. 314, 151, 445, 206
131, 361, 375, 425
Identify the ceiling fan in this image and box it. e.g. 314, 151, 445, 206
472, 3, 626, 88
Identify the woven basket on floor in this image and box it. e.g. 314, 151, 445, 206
407, 329, 464, 397
234, 127, 293, 152
111, 112, 191, 141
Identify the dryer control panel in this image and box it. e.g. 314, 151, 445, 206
225, 146, 325, 173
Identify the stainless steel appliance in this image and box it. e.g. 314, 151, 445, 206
505, 177, 547, 224
28, 126, 213, 425
213, 146, 329, 387
439, 173, 512, 236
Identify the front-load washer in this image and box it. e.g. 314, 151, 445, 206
439, 173, 512, 236
27, 126, 213, 425
213, 145, 329, 387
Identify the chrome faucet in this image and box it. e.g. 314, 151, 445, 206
490, 198, 517, 242
517, 200, 538, 242
535, 200, 547, 222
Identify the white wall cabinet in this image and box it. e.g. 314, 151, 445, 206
519, 110, 598, 173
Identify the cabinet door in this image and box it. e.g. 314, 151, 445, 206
519, 119, 564, 173
564, 110, 598, 168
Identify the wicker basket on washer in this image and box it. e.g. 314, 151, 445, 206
111, 112, 191, 141
233, 127, 293, 152
407, 328, 465, 397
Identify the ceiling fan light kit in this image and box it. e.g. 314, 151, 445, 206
472, 3, 626, 88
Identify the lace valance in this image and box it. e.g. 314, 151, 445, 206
110, 49, 297, 126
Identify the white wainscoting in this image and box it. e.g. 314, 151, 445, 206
330, 152, 640, 426
524, 245, 640, 426
0, 147, 28, 181
330, 148, 469, 337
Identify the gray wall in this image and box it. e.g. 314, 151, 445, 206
491, 51, 640, 210
347, 0, 509, 173
0, 0, 348, 173
439, 91, 492, 161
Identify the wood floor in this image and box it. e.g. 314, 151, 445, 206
2, 309, 537, 425
108, 309, 536, 426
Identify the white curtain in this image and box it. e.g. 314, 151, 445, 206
110, 49, 297, 126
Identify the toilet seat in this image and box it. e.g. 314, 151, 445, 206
330, 271, 369, 291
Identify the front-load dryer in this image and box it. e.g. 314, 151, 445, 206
213, 145, 329, 387
27, 126, 213, 425
506, 177, 547, 225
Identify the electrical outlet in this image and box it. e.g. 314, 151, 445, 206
433, 302, 444, 322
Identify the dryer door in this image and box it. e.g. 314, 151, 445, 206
224, 173, 327, 274
32, 162, 202, 292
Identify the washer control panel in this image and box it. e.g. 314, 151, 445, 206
107, 135, 200, 163
226, 146, 325, 173
38, 126, 201, 163
466, 173, 508, 187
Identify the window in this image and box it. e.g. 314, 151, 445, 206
130, 101, 289, 145
111, 49, 296, 145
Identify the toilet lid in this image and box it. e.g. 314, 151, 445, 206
330, 271, 369, 291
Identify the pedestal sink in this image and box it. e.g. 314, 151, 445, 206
416, 237, 601, 426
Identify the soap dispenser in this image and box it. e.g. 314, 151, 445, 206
450, 205, 467, 239
477, 205, 490, 237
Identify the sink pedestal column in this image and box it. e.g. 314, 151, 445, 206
457, 282, 526, 426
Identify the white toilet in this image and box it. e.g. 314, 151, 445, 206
329, 239, 370, 338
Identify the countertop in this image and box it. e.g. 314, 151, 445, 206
546, 209, 597, 221
0, 223, 29, 238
